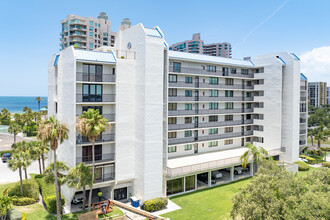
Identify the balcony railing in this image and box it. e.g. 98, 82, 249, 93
300, 108, 307, 113
76, 114, 115, 122
168, 108, 253, 116
169, 66, 255, 78
168, 81, 254, 90
76, 72, 116, 83
76, 94, 116, 102
76, 153, 115, 164
300, 129, 306, 134
76, 133, 115, 144
168, 96, 254, 102
300, 97, 307, 102
96, 172, 115, 183
300, 86, 307, 91
168, 119, 254, 131
300, 118, 307, 123
115, 50, 136, 60
299, 140, 306, 145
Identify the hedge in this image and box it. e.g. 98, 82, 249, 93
34, 175, 65, 213
7, 209, 22, 220
7, 179, 39, 201
299, 155, 316, 164
320, 147, 330, 152
143, 197, 168, 212
322, 162, 330, 168
11, 197, 36, 206
294, 161, 310, 171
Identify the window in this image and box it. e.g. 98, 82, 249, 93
225, 127, 233, 133
209, 102, 218, 109
225, 115, 233, 121
167, 178, 183, 195
208, 141, 218, 147
168, 132, 177, 139
185, 90, 192, 97
225, 78, 234, 85
225, 102, 234, 109
82, 84, 102, 102
173, 62, 181, 72
82, 106, 102, 115
95, 23, 98, 27
184, 130, 192, 137
206, 65, 216, 72
185, 117, 192, 123
55, 102, 58, 114
168, 117, 177, 124
223, 67, 229, 75
224, 139, 233, 145
209, 115, 218, 122
89, 26, 93, 31
89, 21, 93, 25
89, 43, 93, 48
247, 81, 252, 86
247, 103, 252, 109
225, 90, 234, 97
82, 64, 103, 82
89, 32, 93, 36
241, 69, 249, 75
209, 128, 218, 135
184, 144, 192, 151
169, 88, 177, 97
185, 77, 193, 83
168, 146, 177, 153
168, 103, 177, 111
185, 175, 195, 191
231, 68, 236, 74
246, 92, 252, 97
185, 104, 192, 110
209, 77, 218, 85
169, 74, 177, 82
209, 90, 218, 97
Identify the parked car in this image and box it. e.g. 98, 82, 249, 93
225, 167, 244, 175
72, 192, 84, 204
212, 171, 223, 179
198, 173, 209, 184
2, 153, 11, 163
299, 158, 308, 163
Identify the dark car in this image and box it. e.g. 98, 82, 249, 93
2, 153, 11, 163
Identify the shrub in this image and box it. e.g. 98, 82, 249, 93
34, 175, 65, 213
143, 197, 168, 212
299, 155, 316, 164
294, 161, 310, 171
7, 209, 22, 220
11, 197, 36, 206
7, 179, 39, 200
322, 162, 330, 168
21, 212, 26, 220
320, 147, 330, 151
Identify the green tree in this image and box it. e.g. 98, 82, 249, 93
37, 116, 69, 220
307, 128, 317, 146
314, 126, 330, 147
7, 151, 26, 195
0, 108, 10, 125
13, 113, 22, 125
22, 108, 33, 136
35, 97, 43, 112
32, 111, 41, 123
67, 163, 93, 213
12, 141, 32, 179
0, 196, 12, 220
75, 109, 109, 212
240, 142, 268, 171
30, 141, 48, 174
8, 122, 22, 144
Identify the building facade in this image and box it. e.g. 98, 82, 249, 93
49, 23, 305, 211
308, 82, 327, 107
169, 33, 232, 58
327, 87, 330, 105
60, 12, 117, 51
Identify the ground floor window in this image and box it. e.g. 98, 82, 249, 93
167, 178, 184, 196
185, 175, 195, 191
114, 187, 127, 201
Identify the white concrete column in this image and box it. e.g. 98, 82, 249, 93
230, 167, 234, 181
208, 171, 212, 187
195, 175, 198, 190
250, 162, 254, 176
183, 176, 186, 192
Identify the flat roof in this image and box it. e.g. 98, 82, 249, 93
168, 51, 254, 67
74, 49, 116, 63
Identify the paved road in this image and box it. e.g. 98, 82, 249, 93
0, 160, 41, 184
0, 133, 35, 151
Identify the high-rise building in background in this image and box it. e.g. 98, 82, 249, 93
327, 87, 330, 105
60, 12, 117, 50
169, 33, 232, 58
308, 82, 327, 107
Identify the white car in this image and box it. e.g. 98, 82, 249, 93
299, 158, 308, 163
72, 193, 84, 204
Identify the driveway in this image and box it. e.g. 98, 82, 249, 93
0, 133, 35, 151
0, 160, 41, 184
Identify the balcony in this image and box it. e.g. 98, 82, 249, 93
76, 114, 115, 123
300, 118, 307, 123
96, 172, 115, 183
169, 81, 255, 90
168, 96, 254, 102
76, 133, 115, 144
169, 66, 255, 78
168, 119, 254, 131
76, 94, 116, 103
300, 86, 307, 91
300, 108, 307, 113
76, 72, 116, 83
168, 108, 253, 116
300, 97, 307, 102
300, 129, 306, 135
76, 153, 115, 164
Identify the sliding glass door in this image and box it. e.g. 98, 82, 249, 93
82, 84, 102, 102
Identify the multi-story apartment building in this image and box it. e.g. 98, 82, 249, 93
327, 87, 330, 105
49, 23, 305, 211
169, 33, 232, 58
308, 82, 327, 107
300, 74, 308, 151
60, 12, 117, 50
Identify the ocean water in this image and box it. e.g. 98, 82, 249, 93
0, 96, 48, 113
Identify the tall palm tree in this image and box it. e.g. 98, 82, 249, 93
32, 112, 41, 124
314, 126, 330, 148
7, 151, 26, 196
35, 97, 43, 112
13, 113, 22, 125
37, 116, 69, 220
12, 141, 32, 179
8, 122, 22, 144
75, 109, 109, 212
67, 163, 93, 213
0, 108, 10, 124
30, 141, 47, 174
240, 142, 269, 172
22, 109, 33, 136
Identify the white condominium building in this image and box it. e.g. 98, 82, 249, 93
48, 23, 306, 211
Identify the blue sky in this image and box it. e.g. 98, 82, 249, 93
1, 0, 329, 96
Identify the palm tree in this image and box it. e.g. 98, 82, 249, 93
240, 142, 268, 172
12, 141, 32, 179
32, 112, 41, 124
37, 116, 69, 220
307, 128, 317, 146
75, 109, 110, 212
8, 122, 22, 144
35, 97, 43, 112
314, 126, 330, 148
30, 141, 47, 174
67, 163, 93, 213
13, 113, 22, 125
7, 151, 26, 196
22, 109, 33, 136
0, 108, 10, 124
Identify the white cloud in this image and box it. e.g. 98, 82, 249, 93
300, 46, 330, 84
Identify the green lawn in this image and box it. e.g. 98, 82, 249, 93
307, 137, 330, 145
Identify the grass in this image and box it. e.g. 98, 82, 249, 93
307, 137, 330, 145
